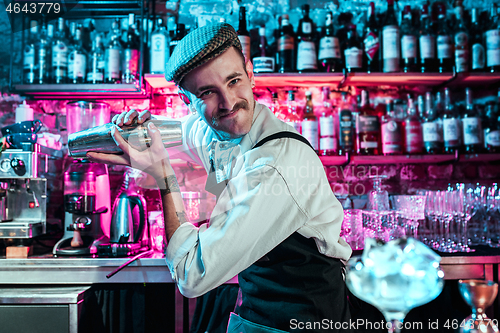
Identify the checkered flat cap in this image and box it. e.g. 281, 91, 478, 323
165, 22, 242, 85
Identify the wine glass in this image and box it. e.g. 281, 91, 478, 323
458, 279, 499, 333
346, 238, 445, 333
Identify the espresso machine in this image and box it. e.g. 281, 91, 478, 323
0, 144, 62, 240
53, 160, 111, 256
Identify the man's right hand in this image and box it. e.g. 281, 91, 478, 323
112, 109, 152, 127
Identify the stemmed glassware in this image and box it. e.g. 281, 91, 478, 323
458, 279, 499, 333
346, 238, 445, 333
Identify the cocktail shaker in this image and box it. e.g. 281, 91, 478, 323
68, 119, 182, 158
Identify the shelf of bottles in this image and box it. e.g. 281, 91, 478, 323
9, 0, 150, 99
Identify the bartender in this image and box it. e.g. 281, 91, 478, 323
87, 23, 352, 332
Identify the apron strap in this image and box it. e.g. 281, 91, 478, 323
252, 131, 314, 150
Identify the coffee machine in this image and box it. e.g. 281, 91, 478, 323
0, 144, 62, 240
53, 160, 111, 256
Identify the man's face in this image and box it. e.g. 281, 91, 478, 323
181, 47, 256, 141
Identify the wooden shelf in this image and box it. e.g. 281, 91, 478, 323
319, 153, 500, 166
144, 72, 500, 90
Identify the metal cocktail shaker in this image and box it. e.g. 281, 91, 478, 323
68, 119, 182, 158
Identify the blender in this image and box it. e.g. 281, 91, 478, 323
53, 160, 110, 256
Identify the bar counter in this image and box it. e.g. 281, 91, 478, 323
0, 250, 498, 284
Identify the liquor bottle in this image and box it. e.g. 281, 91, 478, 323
436, 4, 454, 73
87, 35, 104, 84
442, 87, 462, 154
68, 21, 77, 45
253, 26, 275, 73
419, 4, 436, 73
318, 12, 342, 72
302, 91, 319, 151
296, 4, 317, 72
122, 14, 140, 84
338, 93, 355, 155
52, 17, 69, 84
150, 18, 169, 75
483, 98, 500, 153
486, 3, 500, 72
319, 87, 337, 155
237, 6, 251, 61
454, 1, 470, 73
104, 19, 122, 83
381, 0, 400, 73
462, 88, 483, 153
422, 92, 443, 154
23, 20, 38, 84
344, 24, 363, 73
285, 91, 302, 133
270, 92, 283, 120
363, 2, 381, 73
44, 23, 54, 83
37, 21, 50, 84
434, 91, 445, 147
278, 14, 295, 73
403, 97, 424, 154
356, 90, 381, 155
400, 6, 417, 73
169, 24, 185, 56
470, 9, 485, 72
381, 100, 403, 155
68, 27, 87, 84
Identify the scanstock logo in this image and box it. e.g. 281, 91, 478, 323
4, 0, 81, 33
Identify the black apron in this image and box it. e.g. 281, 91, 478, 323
190, 132, 350, 333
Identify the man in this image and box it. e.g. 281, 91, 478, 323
88, 23, 352, 332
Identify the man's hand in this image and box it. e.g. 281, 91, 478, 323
87, 120, 171, 182
112, 109, 152, 127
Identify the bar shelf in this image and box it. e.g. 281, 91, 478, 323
319, 153, 500, 166
10, 83, 149, 99
145, 72, 500, 90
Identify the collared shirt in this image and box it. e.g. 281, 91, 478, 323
165, 101, 352, 298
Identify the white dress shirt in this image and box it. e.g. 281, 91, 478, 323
164, 101, 352, 298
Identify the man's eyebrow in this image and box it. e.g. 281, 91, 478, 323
196, 72, 243, 94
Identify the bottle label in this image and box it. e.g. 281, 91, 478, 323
401, 35, 417, 59
23, 45, 35, 68
302, 22, 312, 34
360, 141, 378, 149
105, 48, 121, 79
302, 119, 319, 150
68, 52, 87, 79
422, 122, 440, 143
455, 49, 469, 72
462, 117, 482, 145
318, 36, 340, 60
150, 34, 167, 73
472, 44, 485, 70
253, 57, 275, 73
485, 29, 500, 49
297, 41, 317, 70
381, 120, 402, 154
405, 120, 423, 153
339, 111, 354, 149
364, 31, 380, 61
356, 115, 379, 133
345, 47, 362, 69
437, 35, 453, 59
443, 118, 461, 146
238, 35, 251, 60
52, 42, 68, 67
87, 71, 104, 82
320, 137, 337, 151
319, 115, 335, 137
486, 130, 500, 147
278, 35, 294, 51
382, 25, 400, 59
435, 118, 444, 142
124, 49, 139, 74
487, 49, 500, 67
419, 35, 436, 59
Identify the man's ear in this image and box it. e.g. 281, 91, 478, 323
245, 60, 255, 88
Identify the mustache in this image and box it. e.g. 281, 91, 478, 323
211, 101, 249, 126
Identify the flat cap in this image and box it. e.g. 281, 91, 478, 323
165, 22, 242, 86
